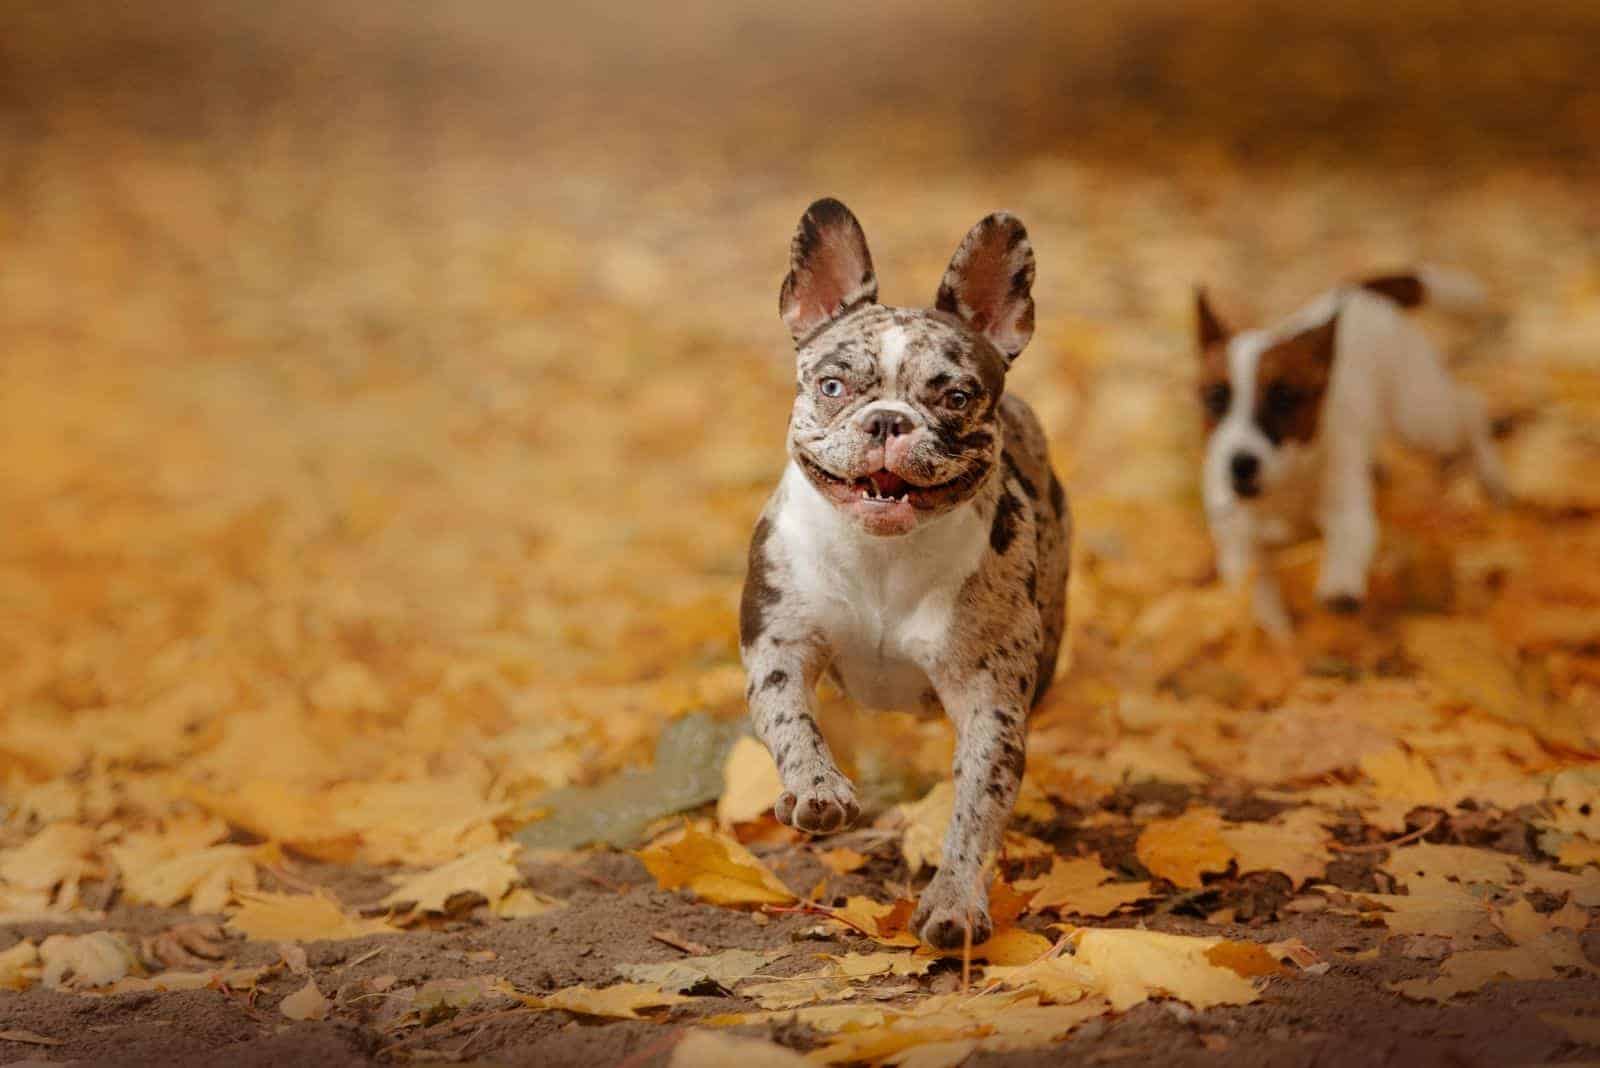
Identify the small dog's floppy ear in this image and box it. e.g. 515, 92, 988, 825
936, 212, 1035, 364
1196, 286, 1230, 350
779, 198, 878, 345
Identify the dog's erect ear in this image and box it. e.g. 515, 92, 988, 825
1295, 310, 1340, 365
779, 198, 878, 345
936, 213, 1035, 364
1196, 286, 1230, 350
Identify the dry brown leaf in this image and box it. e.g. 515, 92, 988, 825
1015, 855, 1154, 917
1068, 928, 1270, 1011
1136, 807, 1235, 889
1393, 931, 1592, 1000
280, 978, 331, 1020
1358, 875, 1498, 942
39, 931, 139, 990
0, 940, 41, 991
1220, 808, 1332, 889
636, 823, 794, 908
718, 736, 783, 827
493, 887, 565, 918
534, 981, 689, 1019
1381, 843, 1520, 888
617, 948, 785, 991
116, 844, 261, 914
380, 842, 521, 915
226, 891, 396, 942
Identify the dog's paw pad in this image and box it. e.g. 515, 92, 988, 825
913, 903, 992, 950
774, 779, 858, 835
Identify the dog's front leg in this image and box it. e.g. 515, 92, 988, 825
1210, 504, 1292, 641
911, 671, 1031, 949
1316, 437, 1377, 611
744, 636, 858, 834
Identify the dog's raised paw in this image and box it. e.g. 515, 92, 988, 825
774, 776, 859, 834
912, 875, 991, 949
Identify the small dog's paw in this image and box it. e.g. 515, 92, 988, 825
912, 873, 991, 950
773, 774, 859, 834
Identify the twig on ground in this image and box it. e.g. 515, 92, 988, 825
1330, 814, 1443, 854
762, 901, 875, 938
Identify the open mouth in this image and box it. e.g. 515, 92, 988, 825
797, 454, 981, 510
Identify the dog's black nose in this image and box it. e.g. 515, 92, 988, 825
1230, 452, 1261, 495
862, 409, 914, 441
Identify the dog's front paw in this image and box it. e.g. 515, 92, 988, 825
912, 870, 991, 950
774, 772, 859, 834
1321, 592, 1365, 615
1315, 572, 1367, 615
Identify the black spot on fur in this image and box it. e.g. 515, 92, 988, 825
761, 669, 789, 693
929, 372, 952, 391
1048, 471, 1066, 515
1003, 452, 1038, 500
1017, 675, 1029, 695
990, 490, 1022, 554
812, 774, 825, 786
1000, 739, 1026, 781
739, 518, 782, 648
987, 781, 1007, 800
1025, 561, 1038, 601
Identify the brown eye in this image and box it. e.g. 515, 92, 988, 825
819, 377, 846, 398
1203, 383, 1231, 419
946, 390, 970, 411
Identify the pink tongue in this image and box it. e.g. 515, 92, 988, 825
869, 470, 908, 495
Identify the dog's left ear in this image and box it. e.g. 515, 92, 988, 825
936, 213, 1035, 364
779, 198, 879, 345
1289, 310, 1340, 366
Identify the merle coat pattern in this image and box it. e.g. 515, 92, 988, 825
740, 199, 1071, 949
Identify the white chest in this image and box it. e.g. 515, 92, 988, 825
773, 464, 987, 709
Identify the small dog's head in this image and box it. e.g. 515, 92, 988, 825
778, 198, 1036, 537
1194, 288, 1339, 510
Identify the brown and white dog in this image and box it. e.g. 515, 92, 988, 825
1195, 268, 1508, 638
740, 199, 1071, 949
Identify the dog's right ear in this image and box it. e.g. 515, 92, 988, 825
779, 198, 878, 345
1196, 286, 1230, 351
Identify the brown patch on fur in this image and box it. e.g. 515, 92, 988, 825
738, 517, 781, 648
1359, 272, 1425, 308
1253, 314, 1339, 445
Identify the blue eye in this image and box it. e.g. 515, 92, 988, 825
820, 378, 845, 398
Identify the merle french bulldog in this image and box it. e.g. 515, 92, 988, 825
740, 198, 1072, 949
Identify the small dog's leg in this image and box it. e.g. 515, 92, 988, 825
1316, 440, 1377, 611
1457, 385, 1511, 505
1211, 506, 1291, 640
912, 682, 1030, 949
744, 641, 858, 834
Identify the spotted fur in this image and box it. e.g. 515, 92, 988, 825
741, 199, 1071, 949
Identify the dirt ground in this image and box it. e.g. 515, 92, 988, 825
4, 1, 1600, 1065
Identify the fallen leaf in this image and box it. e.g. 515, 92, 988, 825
1069, 928, 1270, 1010
1357, 875, 1498, 942
817, 848, 870, 875
534, 982, 689, 1019
897, 783, 955, 873
1393, 931, 1592, 1000
636, 823, 794, 907
1220, 808, 1332, 889
493, 887, 564, 918
1136, 807, 1235, 889
226, 891, 396, 942
1015, 855, 1153, 917
380, 842, 521, 915
617, 948, 786, 992
39, 931, 139, 990
1382, 843, 1520, 888
280, 978, 331, 1020
1360, 747, 1445, 807
0, 939, 41, 991
718, 736, 783, 827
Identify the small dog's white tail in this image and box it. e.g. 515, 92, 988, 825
1358, 265, 1486, 313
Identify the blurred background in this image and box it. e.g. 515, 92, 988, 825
2, 1, 1599, 812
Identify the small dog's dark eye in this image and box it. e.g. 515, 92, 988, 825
1266, 382, 1300, 413
946, 390, 970, 411
1202, 383, 1231, 419
819, 377, 845, 398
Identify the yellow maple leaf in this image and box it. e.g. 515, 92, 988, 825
279, 978, 330, 1021
1360, 746, 1445, 806
717, 736, 782, 827
1220, 808, 1332, 889
533, 981, 688, 1019
114, 844, 261, 914
1392, 931, 1593, 1001
0, 940, 41, 991
38, 932, 139, 991
1135, 807, 1235, 889
636, 823, 794, 907
1068, 928, 1267, 1011
1015, 855, 1154, 917
225, 890, 396, 942
380, 842, 521, 914
1356, 875, 1497, 942
1381, 843, 1520, 888
897, 782, 955, 873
